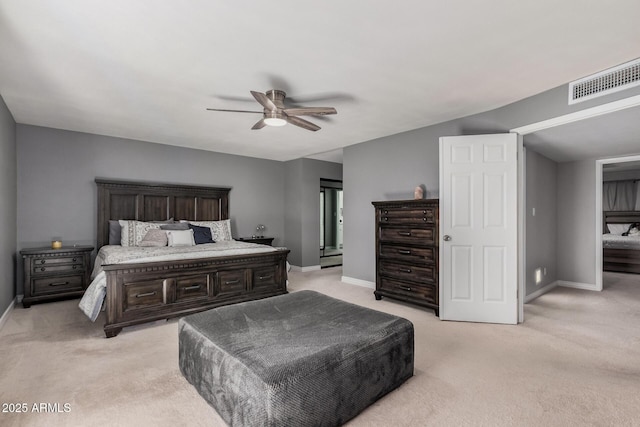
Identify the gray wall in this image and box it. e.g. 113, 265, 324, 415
284, 158, 342, 267
16, 125, 286, 294
524, 149, 558, 295
556, 159, 598, 285
342, 81, 640, 286
0, 95, 17, 314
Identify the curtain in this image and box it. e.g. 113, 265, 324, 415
603, 180, 638, 211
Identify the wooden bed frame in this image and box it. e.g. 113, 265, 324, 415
603, 210, 640, 274
96, 179, 289, 338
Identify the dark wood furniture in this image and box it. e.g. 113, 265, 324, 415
235, 237, 274, 246
96, 179, 289, 338
603, 210, 640, 274
372, 199, 439, 315
21, 245, 94, 308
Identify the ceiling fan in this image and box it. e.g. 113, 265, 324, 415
207, 90, 337, 132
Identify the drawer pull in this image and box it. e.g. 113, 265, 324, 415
73, 265, 77, 270
40, 267, 46, 272
40, 260, 46, 264
225, 280, 240, 285
398, 249, 412, 255
423, 217, 427, 221
258, 274, 273, 280
400, 268, 412, 273
400, 285, 412, 291
136, 291, 157, 298
49, 281, 69, 287
384, 217, 388, 221
183, 284, 202, 291
398, 231, 412, 236
72, 257, 77, 262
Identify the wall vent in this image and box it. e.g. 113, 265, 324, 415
568, 58, 640, 104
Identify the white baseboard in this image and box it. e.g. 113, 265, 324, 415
557, 280, 599, 291
524, 281, 558, 303
289, 265, 321, 273
341, 276, 375, 289
0, 299, 15, 333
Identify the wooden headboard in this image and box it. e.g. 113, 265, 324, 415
603, 210, 640, 233
96, 179, 231, 249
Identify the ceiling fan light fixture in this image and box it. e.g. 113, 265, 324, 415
264, 117, 287, 127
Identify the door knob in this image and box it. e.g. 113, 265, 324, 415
443, 235, 451, 241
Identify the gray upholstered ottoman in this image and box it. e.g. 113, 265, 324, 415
179, 290, 414, 427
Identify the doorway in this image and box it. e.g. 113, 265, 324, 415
320, 179, 343, 268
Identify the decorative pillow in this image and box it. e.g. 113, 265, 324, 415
119, 220, 163, 247
188, 219, 232, 241
167, 229, 195, 247
108, 220, 122, 245
160, 223, 190, 231
607, 223, 631, 235
139, 229, 168, 247
189, 224, 215, 244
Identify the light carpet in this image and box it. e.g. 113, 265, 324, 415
0, 269, 639, 426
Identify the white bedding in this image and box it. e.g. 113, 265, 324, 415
603, 233, 640, 250
79, 241, 278, 322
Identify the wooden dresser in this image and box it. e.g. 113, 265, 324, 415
372, 199, 439, 315
20, 245, 94, 308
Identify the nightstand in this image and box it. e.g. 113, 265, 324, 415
20, 245, 94, 308
235, 237, 274, 246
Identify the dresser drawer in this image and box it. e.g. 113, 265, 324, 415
31, 255, 84, 267
123, 280, 166, 311
219, 270, 247, 295
379, 226, 436, 245
379, 207, 436, 224
252, 266, 278, 291
379, 277, 437, 304
379, 244, 436, 264
32, 274, 84, 295
175, 275, 210, 302
379, 260, 436, 284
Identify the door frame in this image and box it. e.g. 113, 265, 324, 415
510, 94, 640, 295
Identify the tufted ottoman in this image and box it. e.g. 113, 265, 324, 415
179, 290, 414, 427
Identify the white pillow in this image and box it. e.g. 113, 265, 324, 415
186, 219, 233, 241
607, 223, 631, 235
167, 229, 195, 247
119, 220, 162, 247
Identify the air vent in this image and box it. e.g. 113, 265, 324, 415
568, 58, 640, 104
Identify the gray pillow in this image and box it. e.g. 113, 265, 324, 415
139, 229, 168, 247
161, 223, 190, 230
108, 220, 122, 245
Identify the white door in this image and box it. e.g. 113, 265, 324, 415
439, 133, 520, 324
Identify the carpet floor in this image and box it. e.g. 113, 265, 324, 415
0, 269, 639, 426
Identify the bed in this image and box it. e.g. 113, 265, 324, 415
80, 179, 289, 338
603, 211, 640, 274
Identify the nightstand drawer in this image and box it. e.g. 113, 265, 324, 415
32, 263, 83, 275
31, 255, 83, 267
32, 275, 84, 295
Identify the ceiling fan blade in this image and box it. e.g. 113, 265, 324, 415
206, 108, 262, 114
251, 119, 267, 130
250, 91, 277, 111
286, 116, 320, 132
283, 107, 337, 116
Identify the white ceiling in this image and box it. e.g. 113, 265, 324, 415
1, 1, 640, 162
